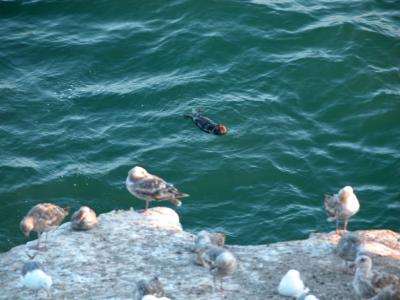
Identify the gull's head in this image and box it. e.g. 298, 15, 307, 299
79, 206, 96, 222
287, 269, 301, 279
355, 254, 372, 270
340, 186, 354, 198
129, 166, 149, 180
20, 217, 34, 237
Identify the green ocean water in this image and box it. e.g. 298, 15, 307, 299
0, 0, 399, 253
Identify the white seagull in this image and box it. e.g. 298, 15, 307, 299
324, 186, 360, 234
21, 261, 52, 298
278, 269, 309, 298
126, 166, 189, 212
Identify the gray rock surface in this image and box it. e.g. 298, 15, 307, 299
0, 207, 399, 300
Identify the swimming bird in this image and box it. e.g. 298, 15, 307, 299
324, 186, 360, 234
336, 232, 365, 269
126, 166, 189, 212
278, 269, 309, 298
71, 206, 97, 231
197, 246, 237, 291
194, 230, 225, 253
21, 261, 52, 298
184, 109, 228, 135
353, 255, 399, 299
133, 276, 167, 300
20, 203, 69, 250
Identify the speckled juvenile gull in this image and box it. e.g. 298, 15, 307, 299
324, 186, 360, 234
20, 203, 69, 250
197, 246, 237, 291
126, 166, 189, 212
369, 283, 400, 300
71, 206, 97, 231
278, 269, 309, 298
336, 232, 365, 269
21, 261, 52, 298
353, 255, 400, 299
194, 230, 225, 253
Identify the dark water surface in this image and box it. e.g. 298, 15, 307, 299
0, 0, 399, 252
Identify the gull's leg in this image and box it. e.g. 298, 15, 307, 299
141, 200, 150, 216
37, 232, 41, 248
335, 216, 340, 235
344, 218, 349, 232
213, 276, 217, 292
29, 232, 42, 250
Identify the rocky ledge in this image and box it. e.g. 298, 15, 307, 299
0, 207, 399, 300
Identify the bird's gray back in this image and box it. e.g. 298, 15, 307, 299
22, 261, 42, 275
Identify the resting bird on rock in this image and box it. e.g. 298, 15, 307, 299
194, 230, 225, 253
21, 261, 52, 298
278, 269, 309, 299
369, 283, 400, 300
20, 203, 69, 250
353, 255, 400, 299
133, 276, 167, 300
71, 206, 97, 231
197, 246, 237, 291
184, 109, 228, 135
324, 186, 360, 234
336, 232, 365, 269
126, 166, 189, 213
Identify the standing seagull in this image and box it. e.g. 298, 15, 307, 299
126, 166, 189, 212
197, 246, 237, 291
335, 232, 365, 269
353, 255, 399, 299
324, 186, 360, 234
21, 261, 52, 298
20, 203, 69, 250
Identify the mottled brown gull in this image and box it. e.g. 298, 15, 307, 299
126, 166, 189, 213
197, 246, 237, 291
336, 232, 365, 269
71, 206, 97, 231
20, 203, 69, 250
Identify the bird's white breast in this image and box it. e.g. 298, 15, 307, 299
343, 194, 360, 216
21, 269, 52, 290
